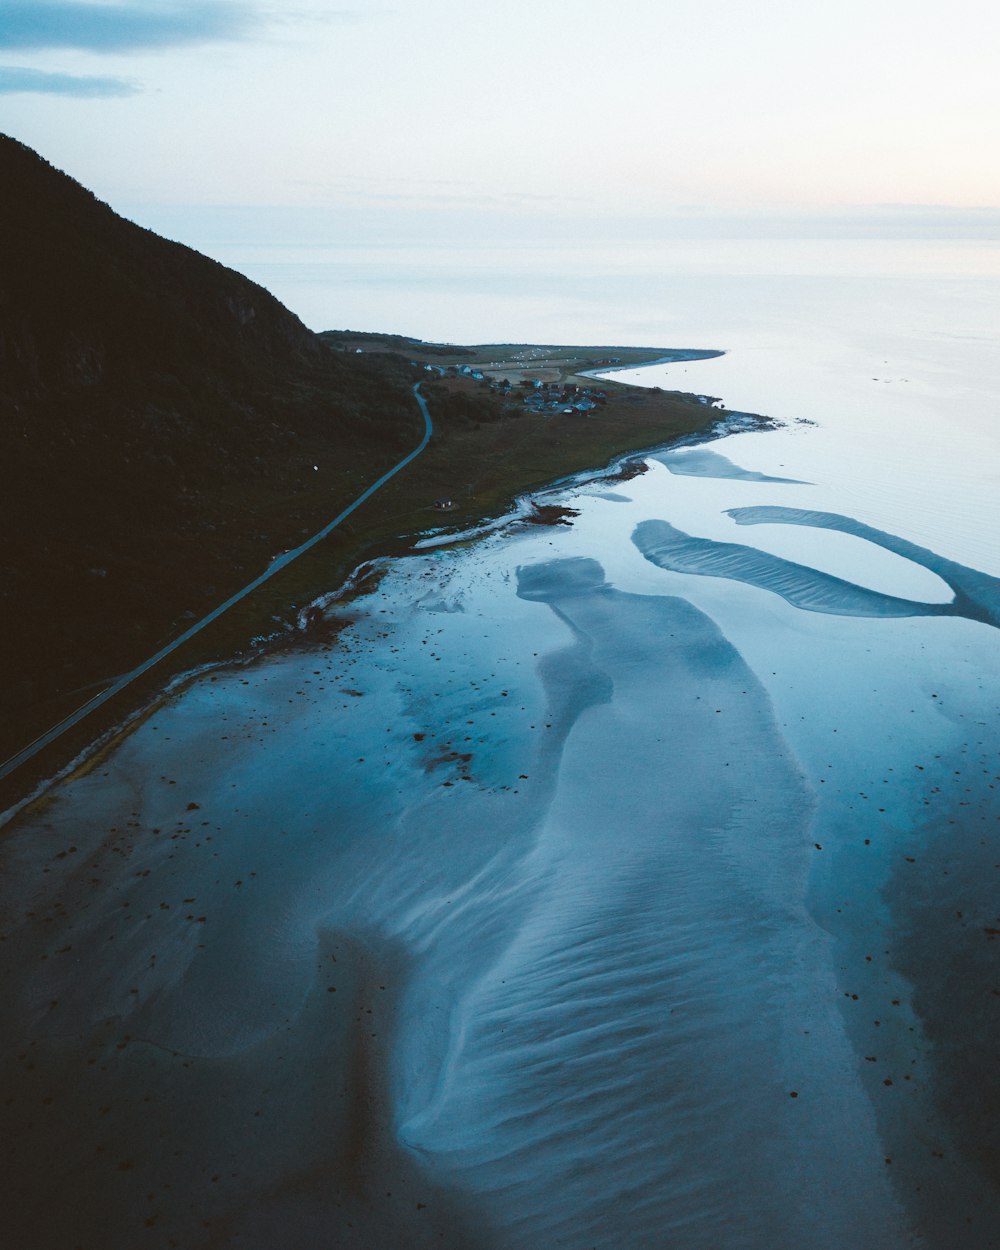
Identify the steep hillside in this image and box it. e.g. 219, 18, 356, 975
0, 135, 418, 758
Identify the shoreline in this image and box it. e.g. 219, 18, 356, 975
0, 341, 751, 816
0, 386, 434, 792
0, 400, 776, 834
406, 403, 771, 555
8, 330, 995, 1243
4, 407, 976, 1247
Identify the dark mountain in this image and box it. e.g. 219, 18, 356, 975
0, 138, 324, 398
0, 135, 418, 760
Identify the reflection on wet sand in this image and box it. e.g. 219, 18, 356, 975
1, 472, 998, 1249
394, 557, 903, 1249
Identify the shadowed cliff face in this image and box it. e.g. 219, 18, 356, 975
0, 134, 418, 458
0, 135, 321, 398
0, 134, 419, 757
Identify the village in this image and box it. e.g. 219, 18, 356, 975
422, 361, 611, 415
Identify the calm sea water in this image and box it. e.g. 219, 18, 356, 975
1, 239, 998, 1248
234, 236, 1000, 564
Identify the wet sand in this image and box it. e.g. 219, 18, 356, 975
1, 431, 999, 1248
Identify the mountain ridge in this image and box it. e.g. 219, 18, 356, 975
0, 134, 417, 759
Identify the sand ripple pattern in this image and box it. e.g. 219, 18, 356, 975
634, 510, 1000, 627
394, 558, 907, 1249
654, 447, 810, 484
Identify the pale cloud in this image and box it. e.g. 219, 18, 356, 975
0, 1, 257, 53
0, 64, 139, 95
3, 0, 995, 218
262, 5, 387, 23
0, 1, 379, 53
0, 2, 374, 102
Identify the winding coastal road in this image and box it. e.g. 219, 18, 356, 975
0, 383, 434, 785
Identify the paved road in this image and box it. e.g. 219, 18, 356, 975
0, 383, 434, 783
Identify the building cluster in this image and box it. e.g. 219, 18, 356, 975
521, 381, 608, 415
417, 362, 610, 416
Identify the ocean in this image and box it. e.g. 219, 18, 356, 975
1, 237, 998, 1248
230, 235, 1000, 566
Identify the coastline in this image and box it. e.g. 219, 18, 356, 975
0, 385, 434, 794
0, 341, 741, 815
6, 400, 984, 1248
0, 402, 776, 833
4, 317, 999, 1245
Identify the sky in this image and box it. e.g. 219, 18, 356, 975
2, 0, 999, 251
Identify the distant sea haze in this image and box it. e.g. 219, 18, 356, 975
223, 233, 1000, 572
158, 228, 1000, 342
1, 237, 999, 1247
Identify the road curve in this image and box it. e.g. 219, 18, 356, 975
0, 383, 434, 784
